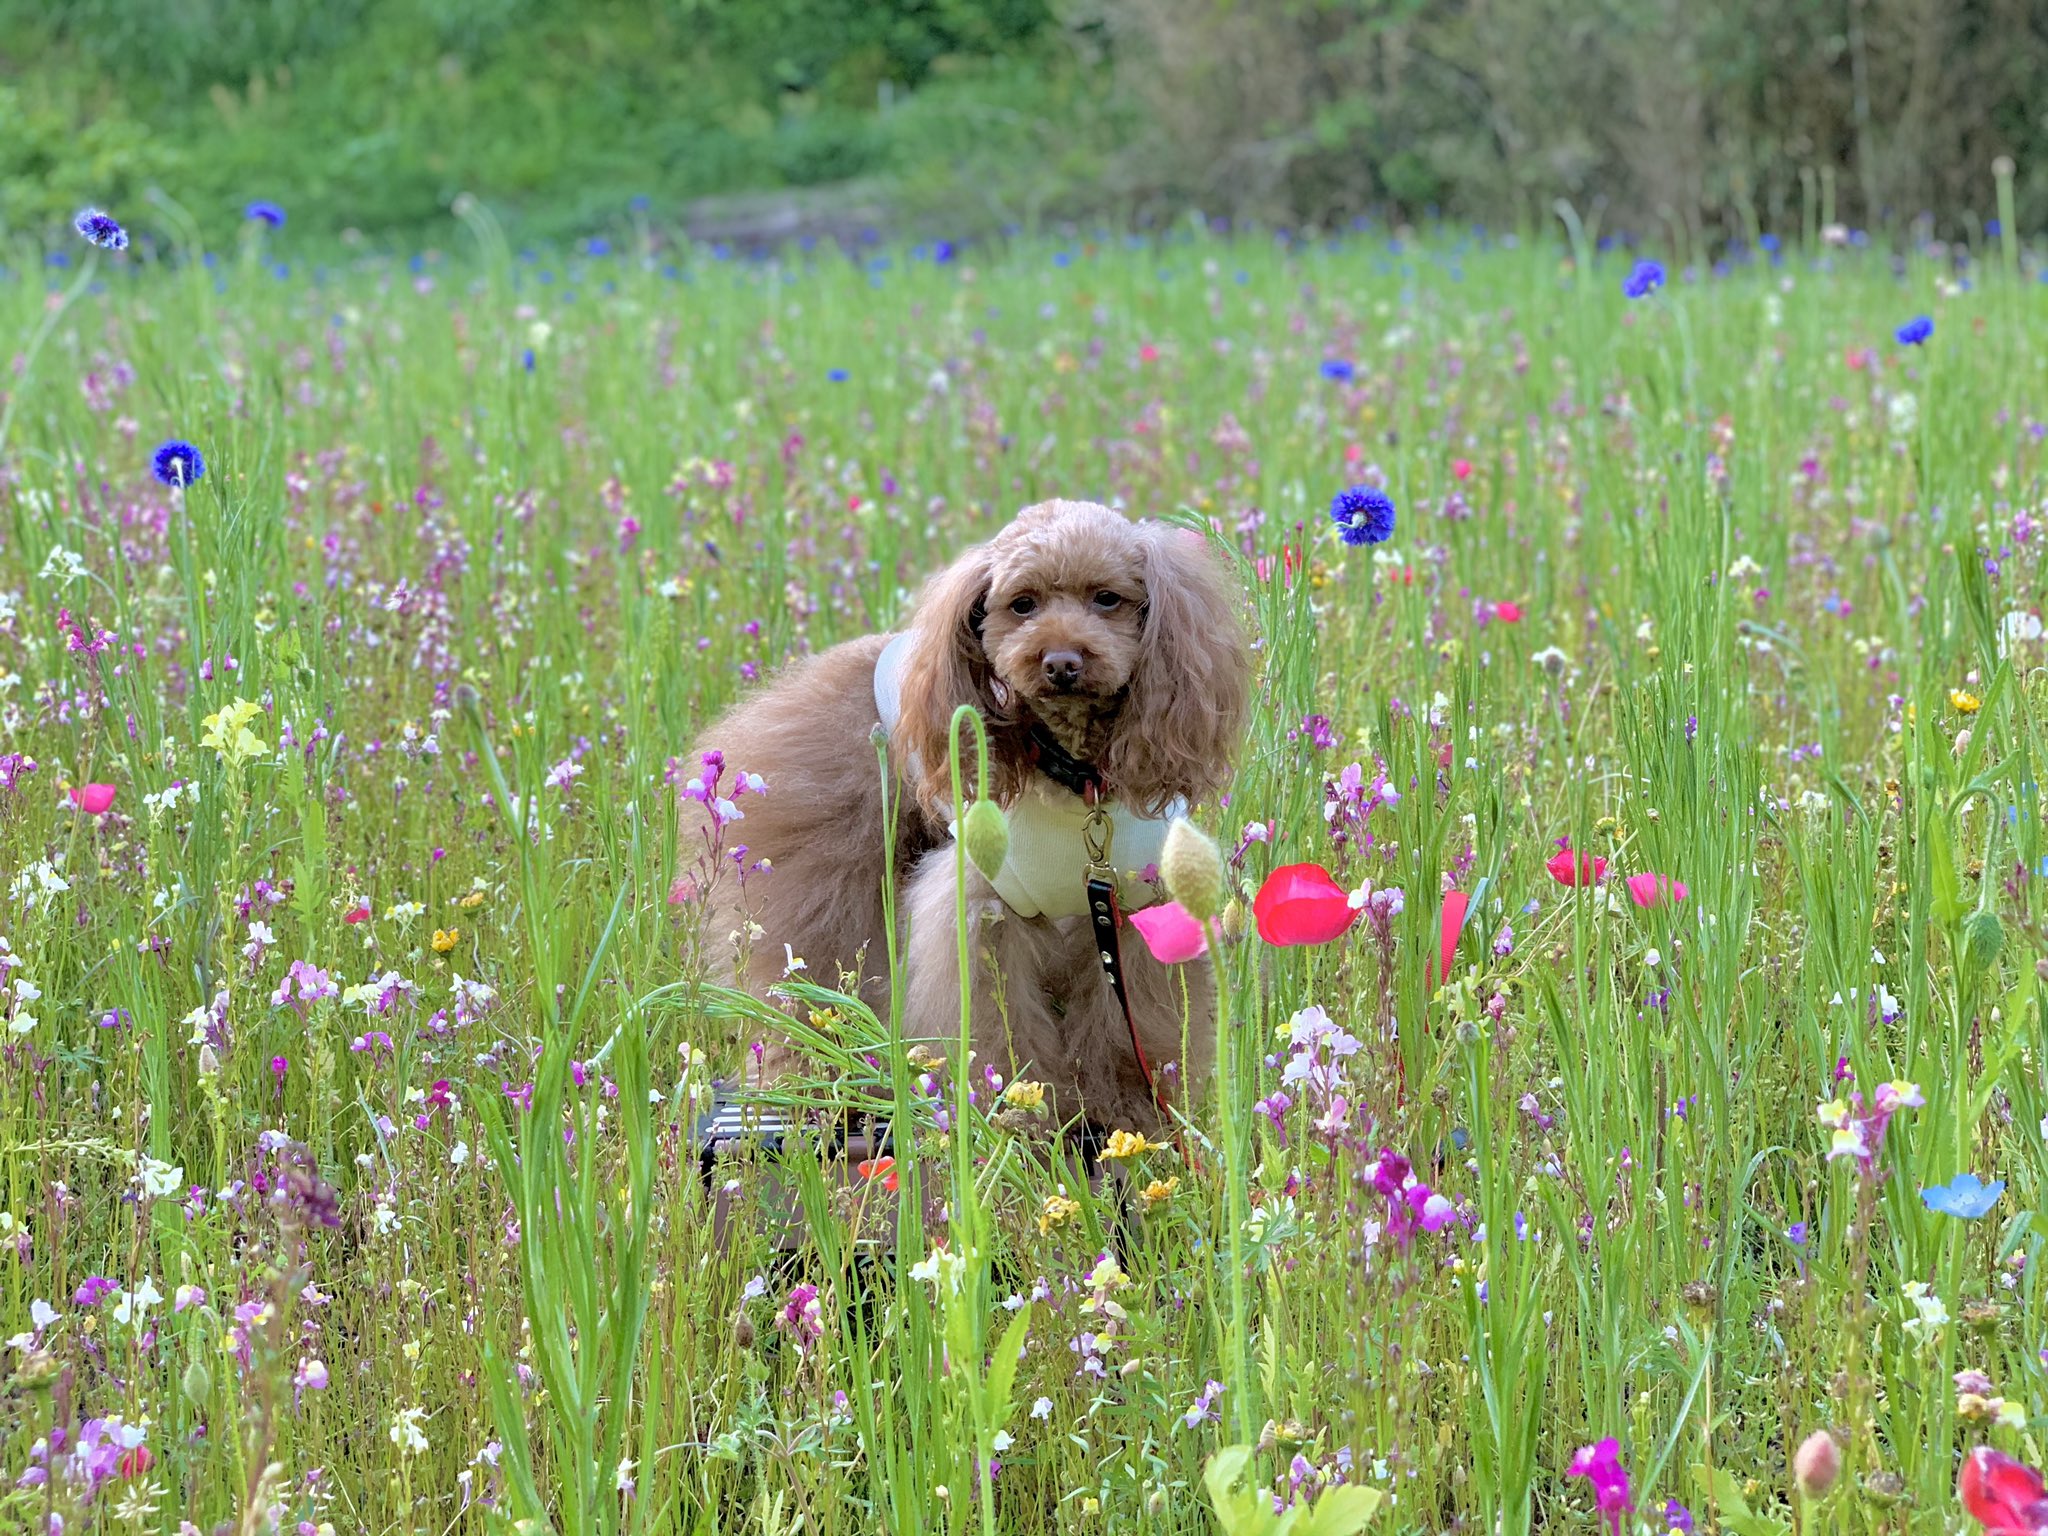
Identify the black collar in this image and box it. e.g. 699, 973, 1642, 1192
1028, 723, 1105, 802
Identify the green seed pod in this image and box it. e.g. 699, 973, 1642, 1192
1160, 818, 1226, 920
182, 1355, 212, 1408
961, 799, 1010, 880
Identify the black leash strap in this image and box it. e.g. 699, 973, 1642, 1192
1083, 808, 1169, 1122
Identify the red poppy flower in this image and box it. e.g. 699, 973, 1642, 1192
1625, 872, 1688, 908
1252, 863, 1359, 947
1545, 848, 1607, 886
118, 1445, 153, 1479
343, 903, 371, 924
1436, 890, 1469, 984
69, 783, 116, 815
1493, 601, 1522, 623
1959, 1446, 2048, 1535
856, 1157, 898, 1193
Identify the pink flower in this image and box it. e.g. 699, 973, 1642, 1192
1546, 847, 1607, 887
1405, 1185, 1456, 1231
1436, 890, 1469, 984
1493, 601, 1522, 623
1138, 343, 1159, 363
1625, 872, 1688, 908
1252, 863, 1360, 947
1959, 1446, 2048, 1536
1130, 901, 1208, 964
1567, 1438, 1634, 1536
70, 782, 117, 814
1451, 458, 1473, 481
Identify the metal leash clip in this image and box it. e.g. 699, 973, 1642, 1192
1081, 805, 1114, 885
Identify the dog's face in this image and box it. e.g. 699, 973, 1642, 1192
978, 529, 1147, 726
894, 499, 1252, 818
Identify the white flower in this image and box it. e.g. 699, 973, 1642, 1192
389, 1407, 429, 1456
112, 1276, 163, 1326
29, 1299, 57, 1331
991, 1430, 1013, 1453
1030, 1396, 1053, 1421
449, 1141, 470, 1168
137, 1158, 185, 1199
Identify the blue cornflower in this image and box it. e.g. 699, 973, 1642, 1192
1329, 486, 1396, 547
244, 201, 286, 227
1920, 1172, 2003, 1219
934, 239, 957, 264
521, 349, 536, 372
1319, 359, 1356, 382
1895, 315, 1933, 346
150, 440, 206, 488
827, 368, 849, 383
1622, 259, 1665, 299
585, 237, 611, 258
73, 208, 128, 251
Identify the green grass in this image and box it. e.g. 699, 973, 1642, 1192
0, 212, 2043, 1535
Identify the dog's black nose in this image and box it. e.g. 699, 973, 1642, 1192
1042, 651, 1084, 690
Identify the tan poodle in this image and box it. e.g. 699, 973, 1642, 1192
688, 499, 1251, 1133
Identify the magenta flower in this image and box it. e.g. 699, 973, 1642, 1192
1130, 901, 1208, 964
1625, 872, 1688, 908
777, 1282, 824, 1353
1567, 1438, 1633, 1535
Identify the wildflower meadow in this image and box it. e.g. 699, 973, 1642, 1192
3, 194, 2047, 1536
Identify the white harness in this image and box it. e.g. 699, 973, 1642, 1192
873, 631, 1180, 919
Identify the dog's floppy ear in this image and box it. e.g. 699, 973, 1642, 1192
894, 544, 1015, 814
1104, 524, 1251, 816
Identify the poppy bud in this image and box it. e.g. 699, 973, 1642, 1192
182, 1356, 212, 1407
1160, 819, 1226, 919
960, 799, 1009, 880
1794, 1430, 1840, 1499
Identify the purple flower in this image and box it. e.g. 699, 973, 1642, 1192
1329, 486, 1396, 547
150, 440, 206, 488
245, 201, 287, 228
74, 209, 128, 251
1622, 260, 1665, 299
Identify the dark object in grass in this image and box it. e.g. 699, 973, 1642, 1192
694, 1096, 1121, 1260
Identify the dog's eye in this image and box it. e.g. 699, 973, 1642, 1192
1092, 591, 1123, 610
1008, 595, 1038, 616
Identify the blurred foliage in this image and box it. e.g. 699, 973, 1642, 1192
0, 0, 2043, 248
0, 0, 1061, 245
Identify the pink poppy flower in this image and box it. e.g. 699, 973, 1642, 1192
1129, 901, 1208, 964
1451, 458, 1473, 480
343, 904, 371, 924
1252, 863, 1359, 947
1546, 848, 1607, 887
1436, 890, 1469, 983
1138, 343, 1159, 363
1625, 873, 1688, 908
70, 783, 116, 814
1493, 601, 1522, 623
1959, 1446, 2048, 1536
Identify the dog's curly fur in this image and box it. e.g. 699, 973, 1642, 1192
690, 499, 1251, 1131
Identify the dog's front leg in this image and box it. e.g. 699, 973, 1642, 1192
899, 850, 1072, 1107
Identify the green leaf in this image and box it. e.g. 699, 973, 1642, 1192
1928, 814, 1964, 927
1295, 1484, 1386, 1535
983, 1303, 1032, 1433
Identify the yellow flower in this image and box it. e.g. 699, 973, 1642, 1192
431, 929, 460, 953
1102, 1129, 1158, 1160
1001, 1080, 1046, 1112
457, 888, 487, 910
1950, 688, 1981, 714
199, 698, 267, 769
1138, 1177, 1179, 1207
1037, 1194, 1081, 1235
808, 1008, 841, 1033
